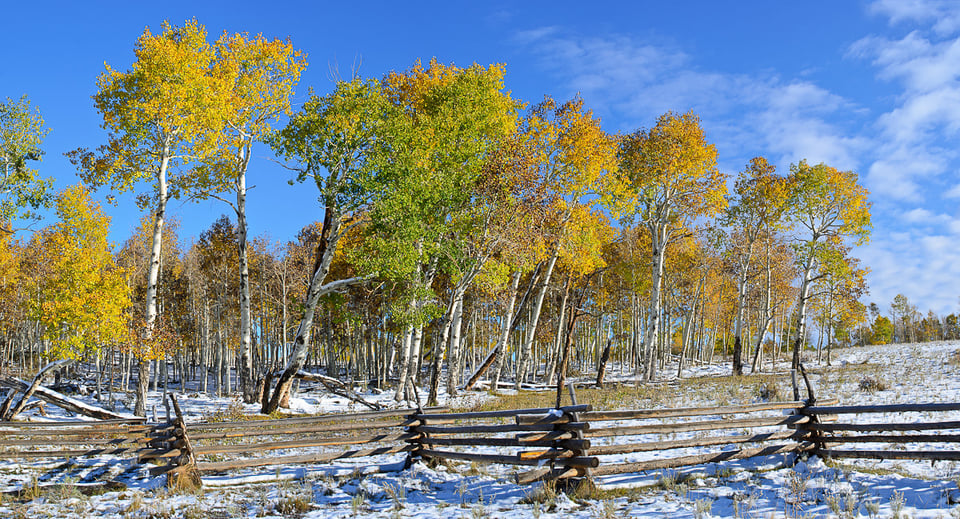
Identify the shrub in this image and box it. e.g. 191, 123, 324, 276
858, 377, 888, 392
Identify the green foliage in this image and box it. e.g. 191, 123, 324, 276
354, 59, 521, 326
0, 95, 52, 230
270, 77, 394, 211
870, 315, 894, 344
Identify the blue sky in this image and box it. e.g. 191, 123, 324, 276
3, 1, 959, 315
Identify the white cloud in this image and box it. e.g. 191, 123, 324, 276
517, 16, 960, 316
900, 207, 952, 224
517, 27, 865, 173
869, 0, 960, 35
850, 20, 960, 202
865, 142, 949, 201
516, 29, 687, 110
757, 82, 867, 170
944, 183, 960, 198
860, 232, 960, 314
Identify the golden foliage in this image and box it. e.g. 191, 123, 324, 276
29, 186, 130, 360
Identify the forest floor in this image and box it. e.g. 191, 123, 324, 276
0, 342, 959, 518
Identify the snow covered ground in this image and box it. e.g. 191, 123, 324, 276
1, 341, 960, 518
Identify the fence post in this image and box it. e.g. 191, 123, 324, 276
797, 363, 817, 405
404, 410, 424, 470
562, 382, 592, 490
791, 369, 800, 401
796, 366, 824, 459
165, 394, 202, 490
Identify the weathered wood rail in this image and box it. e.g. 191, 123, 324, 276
801, 402, 960, 462
4, 392, 960, 489
406, 404, 596, 484
583, 399, 836, 477
154, 401, 448, 479
0, 418, 154, 459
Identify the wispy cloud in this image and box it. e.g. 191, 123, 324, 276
870, 0, 960, 36
517, 13, 960, 315
516, 27, 866, 172
757, 82, 867, 171
901, 207, 953, 225
850, 8, 960, 202
945, 183, 960, 198
863, 230, 960, 314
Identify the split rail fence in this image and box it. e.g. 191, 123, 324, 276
0, 418, 151, 461
801, 402, 960, 462
4, 394, 960, 488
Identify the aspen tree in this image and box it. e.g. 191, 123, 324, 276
203, 31, 305, 403
264, 78, 393, 413
723, 157, 790, 375
70, 19, 223, 416
610, 111, 726, 382
0, 95, 51, 233
785, 160, 870, 372
29, 186, 129, 361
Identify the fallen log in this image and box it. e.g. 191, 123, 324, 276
0, 389, 16, 419
6, 359, 73, 420
292, 371, 382, 410
0, 376, 141, 422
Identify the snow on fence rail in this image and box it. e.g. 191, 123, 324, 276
583, 399, 837, 478
152, 396, 449, 484
5, 393, 960, 489
0, 419, 157, 459
406, 404, 596, 484
801, 402, 960, 462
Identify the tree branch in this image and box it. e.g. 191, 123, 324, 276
315, 273, 377, 299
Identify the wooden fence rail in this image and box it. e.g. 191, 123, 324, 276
579, 399, 836, 478
799, 402, 960, 462
4, 392, 960, 489
404, 404, 596, 485
0, 419, 162, 460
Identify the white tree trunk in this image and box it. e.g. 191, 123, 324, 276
136, 145, 170, 417
732, 262, 750, 376
445, 299, 464, 395
235, 142, 255, 403
545, 275, 571, 386
262, 209, 345, 413
405, 326, 424, 401
791, 258, 815, 371
394, 324, 415, 402
489, 271, 521, 392
644, 227, 667, 382
516, 250, 558, 389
